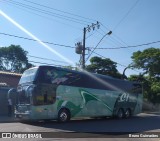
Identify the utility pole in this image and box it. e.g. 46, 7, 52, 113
76, 21, 100, 69
82, 27, 86, 69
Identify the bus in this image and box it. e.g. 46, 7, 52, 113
14, 65, 143, 122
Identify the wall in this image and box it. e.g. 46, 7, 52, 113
0, 87, 11, 116
0, 71, 21, 87
0, 71, 21, 116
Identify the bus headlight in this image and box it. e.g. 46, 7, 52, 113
25, 110, 31, 114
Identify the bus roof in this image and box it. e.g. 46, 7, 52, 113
36, 65, 138, 84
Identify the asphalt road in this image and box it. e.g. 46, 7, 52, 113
0, 113, 159, 141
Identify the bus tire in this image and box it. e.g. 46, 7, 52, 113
125, 108, 131, 118
117, 108, 124, 119
58, 108, 70, 123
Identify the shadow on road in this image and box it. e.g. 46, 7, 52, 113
23, 114, 160, 134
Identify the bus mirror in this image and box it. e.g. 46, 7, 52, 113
7, 88, 17, 99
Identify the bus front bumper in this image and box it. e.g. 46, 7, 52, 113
15, 112, 31, 120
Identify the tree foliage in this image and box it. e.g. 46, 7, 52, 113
0, 45, 33, 73
86, 56, 122, 78
128, 74, 151, 101
131, 48, 160, 78
130, 48, 160, 103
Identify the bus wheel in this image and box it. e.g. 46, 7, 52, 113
125, 109, 131, 118
58, 109, 70, 123
117, 108, 124, 119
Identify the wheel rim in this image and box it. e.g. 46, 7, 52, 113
118, 109, 123, 118
125, 109, 130, 118
60, 112, 68, 122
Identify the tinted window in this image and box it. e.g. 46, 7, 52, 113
37, 67, 58, 84
37, 67, 72, 85
19, 68, 38, 84
33, 84, 56, 106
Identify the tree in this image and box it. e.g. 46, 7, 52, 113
0, 45, 33, 73
131, 48, 160, 103
150, 81, 160, 103
128, 74, 151, 101
131, 48, 160, 78
86, 56, 122, 78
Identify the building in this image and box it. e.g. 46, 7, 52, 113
0, 71, 22, 88
0, 71, 22, 116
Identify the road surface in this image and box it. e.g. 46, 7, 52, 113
0, 113, 159, 141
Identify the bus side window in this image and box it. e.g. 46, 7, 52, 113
34, 95, 44, 105
63, 72, 81, 85
44, 92, 48, 104
47, 95, 55, 104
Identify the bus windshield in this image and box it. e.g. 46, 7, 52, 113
19, 68, 38, 84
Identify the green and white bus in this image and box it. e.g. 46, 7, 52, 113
14, 65, 143, 122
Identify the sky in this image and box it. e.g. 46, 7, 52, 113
0, 0, 160, 76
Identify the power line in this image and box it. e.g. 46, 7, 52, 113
0, 32, 76, 48
22, 0, 97, 23
113, 0, 140, 30
100, 23, 129, 45
92, 51, 126, 67
88, 24, 160, 50
1, 0, 82, 30
92, 51, 141, 73
29, 60, 61, 67
29, 60, 76, 69
2, 0, 91, 25
98, 1, 140, 49
96, 29, 126, 47
2, 0, 132, 51
95, 40, 160, 49
1, 32, 160, 50
85, 31, 112, 62
1, 32, 160, 51
27, 55, 69, 64
98, 23, 129, 49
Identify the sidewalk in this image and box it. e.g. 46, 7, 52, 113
142, 111, 160, 115
0, 115, 19, 123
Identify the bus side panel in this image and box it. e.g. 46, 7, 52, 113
133, 93, 143, 115
56, 85, 120, 118
30, 104, 58, 120
82, 88, 119, 117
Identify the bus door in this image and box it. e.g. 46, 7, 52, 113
33, 83, 56, 119
33, 66, 72, 119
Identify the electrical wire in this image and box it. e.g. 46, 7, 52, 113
27, 55, 70, 64
1, 32, 160, 51
0, 32, 76, 48
29, 60, 61, 67
85, 32, 111, 62
113, 0, 140, 31
1, 0, 82, 30
2, 0, 91, 25
95, 40, 160, 49
92, 51, 141, 73
29, 60, 76, 69
100, 23, 128, 47
2, 0, 130, 50
22, 0, 97, 23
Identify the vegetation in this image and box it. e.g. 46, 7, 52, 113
131, 48, 160, 78
0, 45, 33, 73
86, 56, 122, 79
130, 48, 160, 104
86, 48, 160, 103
